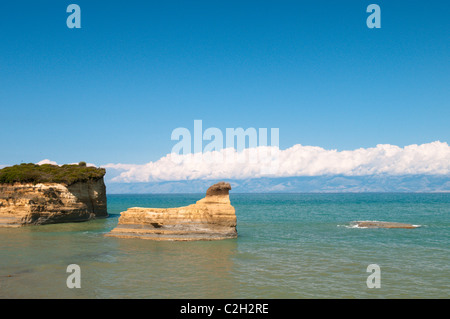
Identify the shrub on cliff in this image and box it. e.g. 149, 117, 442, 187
0, 163, 106, 185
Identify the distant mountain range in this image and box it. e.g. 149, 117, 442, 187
105, 175, 450, 194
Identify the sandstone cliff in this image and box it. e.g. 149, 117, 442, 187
0, 179, 108, 227
106, 182, 237, 241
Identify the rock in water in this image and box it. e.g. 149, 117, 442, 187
350, 221, 420, 229
106, 182, 237, 241
0, 180, 107, 227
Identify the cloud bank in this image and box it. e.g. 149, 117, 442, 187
35, 159, 97, 167
37, 159, 59, 166
104, 141, 450, 183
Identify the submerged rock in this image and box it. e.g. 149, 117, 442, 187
350, 221, 420, 229
106, 182, 237, 241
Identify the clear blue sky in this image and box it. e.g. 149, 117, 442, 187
0, 1, 448, 166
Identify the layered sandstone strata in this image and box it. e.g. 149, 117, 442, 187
350, 221, 420, 229
106, 182, 237, 241
0, 179, 108, 227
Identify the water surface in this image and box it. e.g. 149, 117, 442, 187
0, 193, 449, 298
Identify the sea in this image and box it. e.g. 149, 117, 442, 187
0, 193, 449, 299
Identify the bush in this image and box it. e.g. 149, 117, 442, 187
0, 163, 105, 185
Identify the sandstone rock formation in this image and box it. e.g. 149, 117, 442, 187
106, 182, 237, 241
0, 179, 107, 227
350, 221, 420, 229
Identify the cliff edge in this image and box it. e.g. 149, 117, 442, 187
106, 182, 237, 241
0, 163, 107, 227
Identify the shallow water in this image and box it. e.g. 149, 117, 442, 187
0, 193, 449, 298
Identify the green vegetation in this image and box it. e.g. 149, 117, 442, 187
0, 163, 106, 185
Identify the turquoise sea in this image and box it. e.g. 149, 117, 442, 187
0, 193, 449, 299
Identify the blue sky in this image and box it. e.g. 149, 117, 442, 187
0, 0, 449, 168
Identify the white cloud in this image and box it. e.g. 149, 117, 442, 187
37, 159, 59, 166
104, 141, 450, 183
36, 160, 97, 167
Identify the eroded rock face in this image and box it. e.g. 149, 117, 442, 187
206, 181, 232, 196
350, 221, 420, 229
0, 179, 107, 227
106, 182, 237, 241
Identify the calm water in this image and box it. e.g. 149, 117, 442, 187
0, 193, 449, 298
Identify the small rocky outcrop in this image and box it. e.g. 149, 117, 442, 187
106, 182, 237, 241
350, 221, 420, 229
